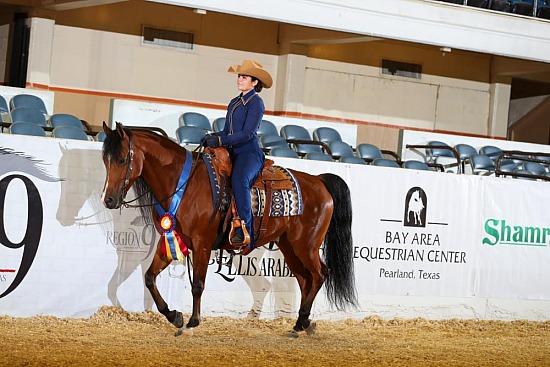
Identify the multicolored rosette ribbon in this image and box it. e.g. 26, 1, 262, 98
154, 150, 192, 261
159, 213, 189, 261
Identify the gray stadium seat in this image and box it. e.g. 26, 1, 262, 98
10, 94, 48, 115
304, 152, 333, 161
257, 120, 278, 136
212, 117, 226, 132
9, 121, 47, 137
269, 146, 299, 158
52, 125, 90, 141
49, 113, 84, 129
179, 112, 211, 131
10, 107, 48, 127
176, 125, 207, 146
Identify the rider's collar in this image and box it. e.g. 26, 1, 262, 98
239, 90, 257, 105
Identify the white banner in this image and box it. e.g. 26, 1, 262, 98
477, 178, 550, 300
1, 134, 550, 320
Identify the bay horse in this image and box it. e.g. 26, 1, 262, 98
101, 122, 357, 336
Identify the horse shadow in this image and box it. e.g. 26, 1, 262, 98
243, 245, 298, 319
55, 144, 296, 317
55, 144, 158, 310
212, 240, 298, 319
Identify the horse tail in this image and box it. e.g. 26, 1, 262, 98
319, 173, 358, 310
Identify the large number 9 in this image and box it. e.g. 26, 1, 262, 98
0, 174, 43, 299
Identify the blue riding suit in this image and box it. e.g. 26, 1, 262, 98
212, 89, 265, 247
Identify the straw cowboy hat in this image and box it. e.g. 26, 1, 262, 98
228, 59, 273, 89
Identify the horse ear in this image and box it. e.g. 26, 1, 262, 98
115, 122, 126, 138
102, 121, 112, 134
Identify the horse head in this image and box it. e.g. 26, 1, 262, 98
101, 122, 143, 209
408, 190, 424, 213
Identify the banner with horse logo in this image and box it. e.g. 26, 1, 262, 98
1, 133, 550, 321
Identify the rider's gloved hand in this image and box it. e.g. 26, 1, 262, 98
202, 135, 220, 148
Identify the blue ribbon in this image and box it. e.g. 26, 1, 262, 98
154, 149, 192, 259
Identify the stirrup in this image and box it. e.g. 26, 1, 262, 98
230, 232, 244, 244
229, 218, 250, 246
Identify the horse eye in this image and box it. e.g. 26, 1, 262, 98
119, 157, 127, 165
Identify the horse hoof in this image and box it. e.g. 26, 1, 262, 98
172, 312, 184, 329
175, 327, 194, 337
286, 330, 300, 338
305, 322, 317, 336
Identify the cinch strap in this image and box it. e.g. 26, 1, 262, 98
154, 150, 192, 260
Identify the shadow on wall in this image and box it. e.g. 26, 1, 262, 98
55, 145, 157, 310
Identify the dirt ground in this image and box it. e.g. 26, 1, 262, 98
0, 306, 549, 367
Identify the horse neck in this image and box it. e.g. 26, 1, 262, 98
137, 136, 188, 204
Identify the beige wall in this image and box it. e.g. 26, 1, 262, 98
8, 0, 549, 150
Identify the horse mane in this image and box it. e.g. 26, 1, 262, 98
134, 177, 154, 225
102, 126, 131, 161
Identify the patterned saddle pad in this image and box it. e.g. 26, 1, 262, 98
251, 166, 303, 217
202, 152, 303, 217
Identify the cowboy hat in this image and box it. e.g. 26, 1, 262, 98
228, 59, 273, 89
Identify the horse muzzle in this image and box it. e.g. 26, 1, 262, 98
103, 194, 122, 210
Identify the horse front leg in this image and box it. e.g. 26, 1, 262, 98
144, 249, 184, 329
179, 247, 210, 334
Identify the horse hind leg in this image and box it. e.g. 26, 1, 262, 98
144, 250, 184, 329
277, 235, 326, 336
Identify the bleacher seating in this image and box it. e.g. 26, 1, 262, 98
96, 130, 107, 142
304, 152, 333, 161
257, 120, 278, 136
511, 0, 534, 15
512, 168, 537, 180
259, 134, 288, 151
280, 124, 324, 156
470, 154, 495, 175
49, 113, 85, 130
403, 160, 432, 171
466, 0, 490, 8
9, 94, 48, 115
455, 143, 477, 173
0, 95, 8, 114
497, 159, 519, 173
313, 126, 343, 144
524, 161, 547, 175
537, 3, 550, 18
372, 158, 400, 168
433, 0, 550, 17
479, 145, 503, 162
10, 107, 48, 127
328, 140, 355, 160
176, 125, 207, 147
179, 112, 212, 131
356, 143, 384, 163
52, 125, 90, 141
436, 0, 550, 18
9, 121, 47, 137
426, 141, 459, 169
340, 156, 367, 165
269, 146, 300, 158
212, 117, 226, 132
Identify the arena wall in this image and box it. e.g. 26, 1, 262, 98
1, 133, 549, 321
15, 1, 547, 150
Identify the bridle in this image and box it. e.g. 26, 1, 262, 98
113, 128, 201, 209
122, 135, 135, 198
